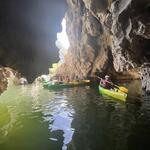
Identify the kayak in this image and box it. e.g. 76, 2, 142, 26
43, 80, 90, 90
99, 85, 127, 101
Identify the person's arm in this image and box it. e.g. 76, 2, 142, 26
100, 79, 103, 85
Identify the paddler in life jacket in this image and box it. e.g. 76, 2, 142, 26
100, 75, 112, 89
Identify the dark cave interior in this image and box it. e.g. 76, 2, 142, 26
0, 0, 67, 82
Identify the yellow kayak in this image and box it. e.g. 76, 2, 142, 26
99, 85, 127, 101
70, 80, 90, 85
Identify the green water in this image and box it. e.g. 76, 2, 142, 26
0, 81, 150, 150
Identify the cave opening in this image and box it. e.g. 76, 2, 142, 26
55, 18, 70, 64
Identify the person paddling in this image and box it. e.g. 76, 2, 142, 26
100, 75, 112, 89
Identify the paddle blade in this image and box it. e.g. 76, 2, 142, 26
119, 87, 128, 93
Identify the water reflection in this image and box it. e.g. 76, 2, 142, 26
31, 83, 41, 111
43, 94, 75, 150
0, 84, 52, 146
0, 104, 11, 144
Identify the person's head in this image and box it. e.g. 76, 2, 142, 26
105, 75, 109, 80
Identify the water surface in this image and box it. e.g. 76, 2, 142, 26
0, 81, 150, 150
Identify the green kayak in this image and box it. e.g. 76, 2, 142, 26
99, 85, 127, 101
43, 80, 90, 90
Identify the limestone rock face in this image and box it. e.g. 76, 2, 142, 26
0, 67, 21, 94
57, 0, 150, 83
141, 63, 150, 94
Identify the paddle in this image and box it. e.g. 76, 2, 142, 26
94, 75, 128, 94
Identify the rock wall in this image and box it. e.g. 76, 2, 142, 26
0, 67, 21, 94
141, 63, 150, 94
57, 0, 150, 90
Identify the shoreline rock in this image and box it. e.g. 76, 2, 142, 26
0, 67, 24, 94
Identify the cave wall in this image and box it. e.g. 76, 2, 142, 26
57, 0, 150, 82
0, 0, 67, 82
0, 0, 149, 92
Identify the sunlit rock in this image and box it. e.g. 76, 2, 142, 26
34, 74, 50, 83
19, 77, 28, 85
0, 67, 21, 94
